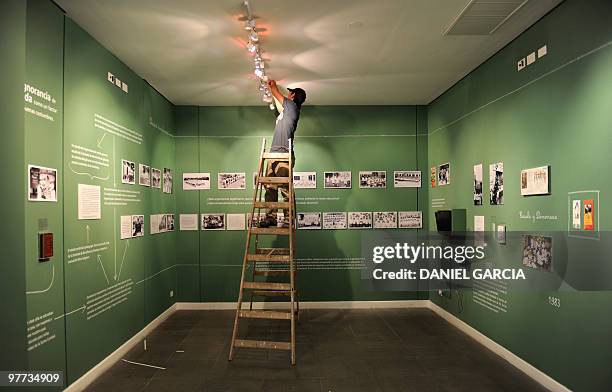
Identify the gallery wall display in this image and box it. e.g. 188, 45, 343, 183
201, 213, 226, 230
584, 200, 594, 230
324, 171, 351, 189
297, 212, 322, 230
522, 234, 552, 271
497, 224, 506, 245
120, 215, 144, 239
489, 162, 504, 205
348, 212, 373, 229
218, 172, 246, 190
138, 164, 150, 187
28, 165, 58, 202
150, 214, 175, 234
473, 164, 483, 205
293, 172, 317, 189
373, 211, 398, 229
226, 214, 246, 230
163, 168, 173, 194
121, 159, 135, 184
359, 171, 387, 189
394, 170, 421, 188
398, 211, 422, 229
438, 163, 450, 186
572, 200, 581, 229
322, 212, 347, 230
430, 166, 436, 188
520, 166, 550, 196
179, 214, 199, 231
151, 168, 161, 189
77, 184, 101, 220
183, 172, 211, 190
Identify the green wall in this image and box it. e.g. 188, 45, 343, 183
428, 0, 612, 390
175, 106, 429, 302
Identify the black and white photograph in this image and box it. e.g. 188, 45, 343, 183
218, 172, 246, 190
163, 168, 173, 194
438, 163, 450, 186
520, 166, 550, 196
139, 164, 151, 187
297, 212, 322, 230
151, 168, 161, 189
28, 165, 57, 202
398, 211, 422, 229
359, 171, 387, 189
293, 172, 317, 189
324, 171, 351, 189
322, 212, 347, 230
132, 215, 144, 237
473, 164, 483, 205
121, 159, 135, 184
201, 213, 225, 230
394, 171, 421, 188
183, 172, 211, 190
348, 212, 373, 229
373, 211, 398, 229
165, 214, 175, 231
522, 234, 552, 271
489, 162, 504, 205
247, 212, 266, 228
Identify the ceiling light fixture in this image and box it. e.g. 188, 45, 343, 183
242, 0, 274, 110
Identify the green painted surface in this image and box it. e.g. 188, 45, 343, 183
428, 0, 612, 390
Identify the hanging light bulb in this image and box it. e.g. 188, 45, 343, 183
246, 41, 258, 53
254, 59, 264, 69
244, 19, 256, 30
254, 68, 264, 78
249, 29, 259, 42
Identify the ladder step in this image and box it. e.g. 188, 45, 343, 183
253, 201, 290, 209
243, 281, 291, 291
257, 176, 290, 184
253, 270, 292, 277
251, 227, 291, 236
256, 248, 290, 255
251, 289, 292, 296
234, 339, 291, 350
247, 254, 291, 262
262, 152, 290, 160
239, 310, 291, 320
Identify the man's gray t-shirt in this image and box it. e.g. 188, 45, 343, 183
270, 99, 299, 153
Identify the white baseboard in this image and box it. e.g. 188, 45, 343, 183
64, 303, 177, 392
427, 301, 570, 392
176, 300, 428, 310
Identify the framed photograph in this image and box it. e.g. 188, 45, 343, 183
394, 171, 421, 188
398, 211, 422, 229
584, 199, 594, 230
497, 224, 506, 245
151, 168, 161, 189
179, 214, 199, 231
121, 159, 135, 184
373, 212, 398, 229
489, 162, 504, 205
473, 164, 483, 205
324, 171, 351, 189
438, 163, 450, 186
520, 166, 549, 196
322, 212, 347, 230
201, 213, 225, 230
359, 171, 386, 189
183, 172, 211, 190
165, 214, 175, 231
163, 168, 173, 194
28, 165, 57, 202
522, 235, 552, 271
430, 166, 436, 188
131, 215, 144, 237
139, 164, 151, 187
297, 212, 322, 230
293, 172, 317, 189
218, 172, 246, 190
226, 214, 246, 231
348, 212, 372, 229
247, 212, 267, 228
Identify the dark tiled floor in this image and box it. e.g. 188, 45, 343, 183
86, 309, 547, 392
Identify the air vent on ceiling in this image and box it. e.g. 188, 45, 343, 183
444, 0, 528, 36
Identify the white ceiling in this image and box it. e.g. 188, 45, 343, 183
55, 0, 563, 106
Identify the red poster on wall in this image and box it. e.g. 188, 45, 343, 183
583, 199, 594, 230
430, 166, 436, 188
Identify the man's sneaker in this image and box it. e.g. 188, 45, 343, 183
258, 217, 277, 228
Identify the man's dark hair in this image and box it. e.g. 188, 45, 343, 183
288, 88, 306, 107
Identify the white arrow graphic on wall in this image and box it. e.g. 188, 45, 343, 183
116, 240, 130, 281
97, 255, 110, 285
54, 304, 87, 321
97, 132, 107, 149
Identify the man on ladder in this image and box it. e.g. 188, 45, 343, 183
258, 80, 306, 228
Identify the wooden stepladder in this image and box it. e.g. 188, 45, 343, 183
229, 138, 299, 365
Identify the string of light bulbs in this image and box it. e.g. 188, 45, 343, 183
242, 0, 275, 110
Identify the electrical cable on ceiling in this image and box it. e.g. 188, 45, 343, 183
242, 0, 275, 110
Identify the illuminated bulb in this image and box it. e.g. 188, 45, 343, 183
269, 103, 275, 110
249, 29, 259, 42
263, 95, 273, 103
254, 68, 264, 78
246, 41, 258, 53
244, 19, 256, 30
254, 60, 264, 69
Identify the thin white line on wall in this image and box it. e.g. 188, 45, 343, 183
429, 40, 612, 136
175, 134, 418, 138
